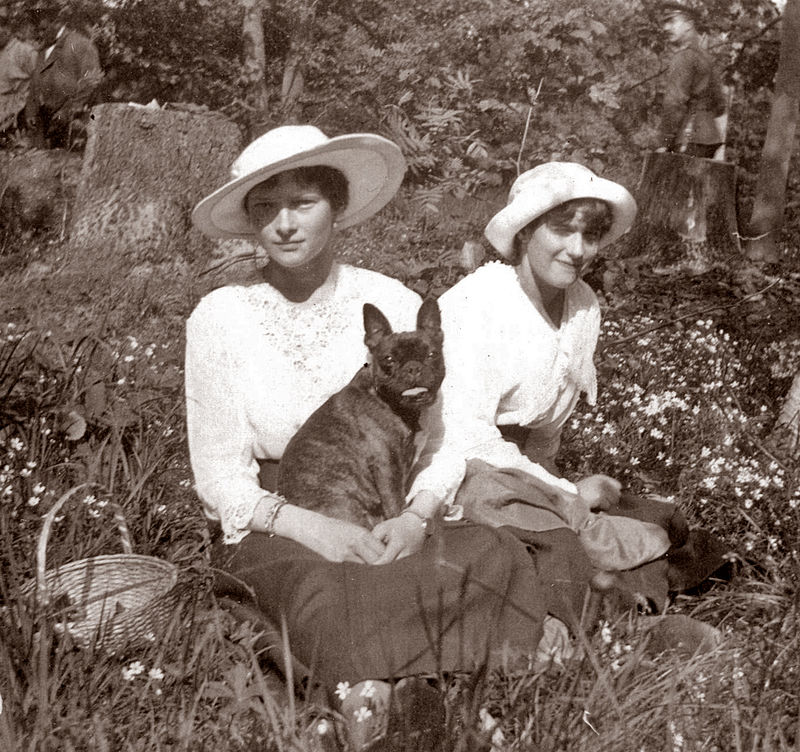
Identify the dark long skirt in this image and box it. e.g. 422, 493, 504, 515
213, 521, 593, 688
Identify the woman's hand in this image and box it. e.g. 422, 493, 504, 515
372, 513, 428, 564
575, 474, 622, 511
274, 506, 387, 564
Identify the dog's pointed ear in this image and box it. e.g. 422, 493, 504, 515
363, 303, 393, 350
416, 298, 443, 346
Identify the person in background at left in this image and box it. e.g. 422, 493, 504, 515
0, 22, 37, 135
25, 12, 103, 149
655, 1, 727, 158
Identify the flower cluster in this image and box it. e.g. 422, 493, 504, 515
560, 313, 798, 563
121, 659, 166, 694
597, 620, 633, 673
107, 334, 182, 390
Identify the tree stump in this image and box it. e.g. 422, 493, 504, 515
69, 103, 242, 275
620, 152, 740, 274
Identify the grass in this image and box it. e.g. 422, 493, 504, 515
1, 217, 799, 751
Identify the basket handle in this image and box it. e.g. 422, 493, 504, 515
36, 484, 134, 604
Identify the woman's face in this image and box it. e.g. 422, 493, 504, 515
245, 171, 337, 268
516, 203, 605, 297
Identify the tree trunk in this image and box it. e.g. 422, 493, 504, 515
278, 1, 315, 123
745, 0, 800, 263
241, 0, 270, 134
774, 370, 800, 456
69, 103, 242, 276
621, 151, 740, 275
280, 52, 305, 122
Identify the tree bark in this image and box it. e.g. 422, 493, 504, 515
775, 370, 800, 456
69, 103, 242, 275
241, 0, 270, 133
277, 1, 315, 123
745, 0, 800, 263
622, 151, 740, 274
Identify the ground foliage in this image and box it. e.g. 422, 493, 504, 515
2, 1, 800, 750
1, 233, 799, 751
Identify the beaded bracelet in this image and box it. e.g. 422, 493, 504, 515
263, 494, 288, 537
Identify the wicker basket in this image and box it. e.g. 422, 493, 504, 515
20, 485, 184, 653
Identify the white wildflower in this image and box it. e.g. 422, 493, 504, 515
121, 660, 146, 681
354, 706, 373, 723
335, 681, 351, 700
359, 680, 376, 699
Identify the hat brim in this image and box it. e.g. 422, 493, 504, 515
192, 134, 406, 238
484, 168, 637, 259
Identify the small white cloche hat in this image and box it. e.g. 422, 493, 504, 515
484, 162, 637, 259
192, 124, 407, 239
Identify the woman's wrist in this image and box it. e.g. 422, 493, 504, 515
269, 503, 323, 544
406, 490, 442, 520
400, 508, 432, 537
249, 493, 288, 535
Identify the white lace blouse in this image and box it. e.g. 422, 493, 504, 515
185, 263, 421, 543
408, 261, 601, 507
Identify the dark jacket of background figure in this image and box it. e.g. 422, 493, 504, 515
25, 27, 103, 143
659, 39, 726, 152
0, 36, 37, 131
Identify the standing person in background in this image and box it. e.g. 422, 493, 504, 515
0, 23, 37, 134
656, 1, 727, 159
25, 12, 103, 149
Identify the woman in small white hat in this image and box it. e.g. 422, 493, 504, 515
410, 162, 639, 517
185, 125, 557, 748
409, 163, 724, 607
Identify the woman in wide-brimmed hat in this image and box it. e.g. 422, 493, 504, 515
409, 162, 728, 606
186, 126, 570, 749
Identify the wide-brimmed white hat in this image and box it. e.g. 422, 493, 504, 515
192, 125, 406, 238
484, 162, 637, 259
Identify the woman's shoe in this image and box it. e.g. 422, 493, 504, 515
384, 677, 446, 752
340, 677, 446, 752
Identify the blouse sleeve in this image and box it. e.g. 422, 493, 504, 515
409, 273, 579, 508
185, 290, 266, 543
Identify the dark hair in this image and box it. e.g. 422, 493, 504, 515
512, 198, 613, 261
249, 165, 349, 214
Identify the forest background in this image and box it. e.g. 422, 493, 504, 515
1, 0, 800, 750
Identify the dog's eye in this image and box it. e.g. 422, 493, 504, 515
426, 350, 439, 360
381, 355, 395, 368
